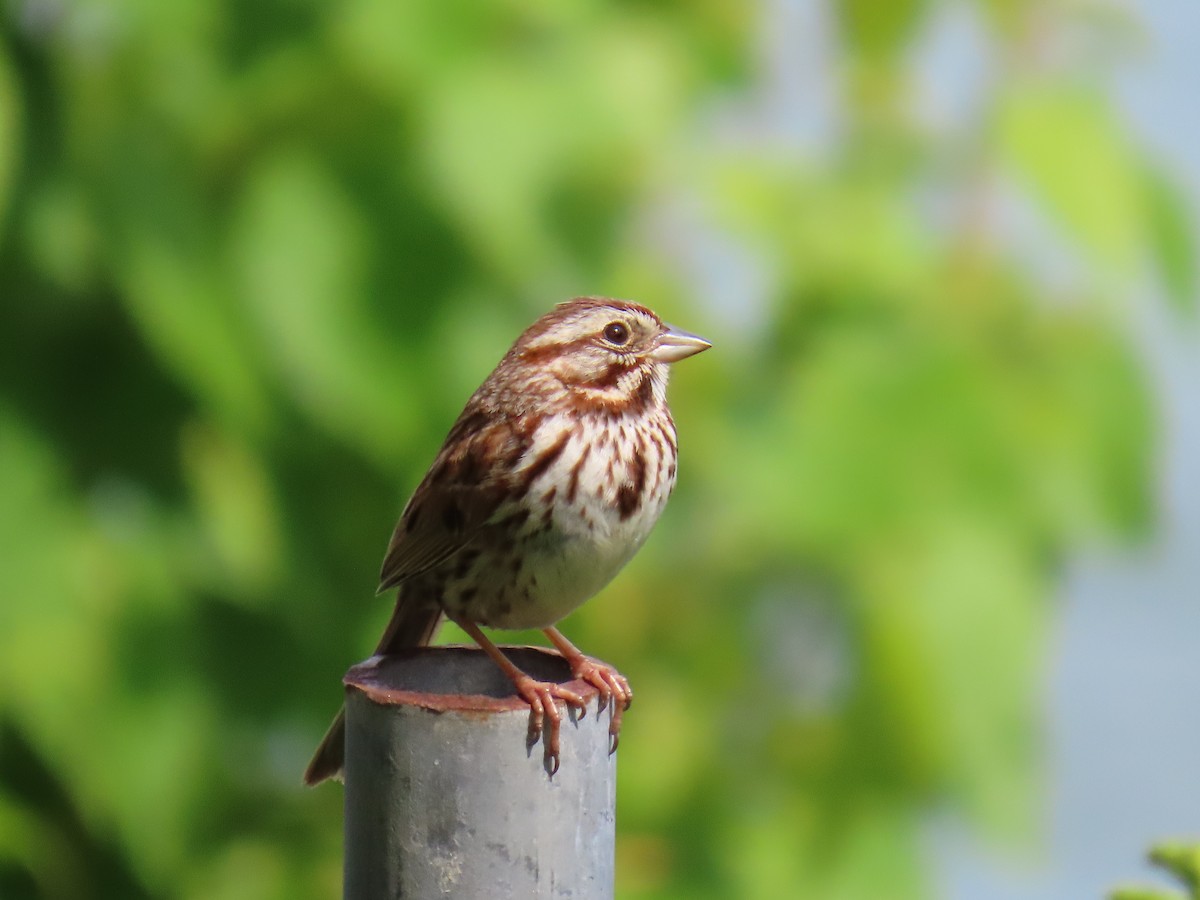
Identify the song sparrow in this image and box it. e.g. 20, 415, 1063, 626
304, 297, 710, 784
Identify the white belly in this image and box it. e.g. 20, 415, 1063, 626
480, 413, 675, 630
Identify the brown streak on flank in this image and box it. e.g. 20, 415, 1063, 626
648, 431, 665, 467
657, 418, 677, 454
649, 432, 667, 491
615, 434, 649, 522
616, 484, 640, 520
629, 436, 647, 499
566, 444, 591, 503
519, 429, 571, 489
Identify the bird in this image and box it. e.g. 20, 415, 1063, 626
304, 296, 710, 784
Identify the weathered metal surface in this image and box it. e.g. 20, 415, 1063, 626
342, 646, 617, 900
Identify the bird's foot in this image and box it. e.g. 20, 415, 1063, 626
513, 675, 586, 775
568, 656, 632, 754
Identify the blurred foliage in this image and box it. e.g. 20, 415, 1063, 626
1110, 841, 1200, 900
0, 1, 1191, 899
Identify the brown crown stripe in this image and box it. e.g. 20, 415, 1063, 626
556, 296, 661, 320
518, 298, 663, 346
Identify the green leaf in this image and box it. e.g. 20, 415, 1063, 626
1108, 888, 1184, 900
229, 148, 419, 467
0, 790, 88, 900
1148, 842, 1200, 894
118, 241, 273, 433
1141, 166, 1197, 315
1108, 840, 1200, 900
999, 83, 1142, 272
835, 0, 929, 59
180, 421, 284, 598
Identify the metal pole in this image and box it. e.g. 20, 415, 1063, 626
342, 645, 617, 900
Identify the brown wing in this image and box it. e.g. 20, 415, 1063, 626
376, 409, 525, 592
376, 481, 495, 591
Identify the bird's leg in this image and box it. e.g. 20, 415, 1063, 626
542, 626, 632, 754
448, 614, 586, 775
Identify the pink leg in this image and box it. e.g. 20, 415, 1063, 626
449, 615, 586, 775
543, 626, 633, 754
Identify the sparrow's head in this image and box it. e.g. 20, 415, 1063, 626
514, 297, 711, 394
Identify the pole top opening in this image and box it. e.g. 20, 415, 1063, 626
344, 645, 601, 713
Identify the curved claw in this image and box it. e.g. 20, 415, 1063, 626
566, 656, 633, 756
608, 686, 625, 754
514, 676, 586, 776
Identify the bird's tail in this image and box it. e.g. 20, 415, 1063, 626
303, 601, 444, 786
302, 706, 347, 787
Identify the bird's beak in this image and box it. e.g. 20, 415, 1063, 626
652, 324, 712, 363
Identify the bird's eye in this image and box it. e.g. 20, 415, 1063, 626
603, 321, 630, 345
